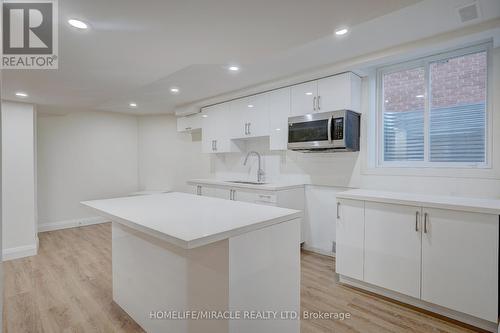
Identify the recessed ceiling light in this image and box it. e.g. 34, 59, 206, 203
228, 66, 240, 72
202, 114, 208, 118
335, 28, 349, 36
416, 94, 424, 98
275, 128, 281, 131
15, 92, 28, 98
129, 102, 137, 108
247, 104, 254, 108
170, 87, 180, 94
305, 92, 313, 96
68, 19, 89, 30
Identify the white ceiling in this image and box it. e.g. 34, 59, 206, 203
3, 0, 500, 115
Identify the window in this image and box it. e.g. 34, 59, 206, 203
378, 44, 489, 167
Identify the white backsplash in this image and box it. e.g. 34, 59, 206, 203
213, 136, 360, 187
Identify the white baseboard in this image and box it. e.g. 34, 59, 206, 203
302, 244, 335, 257
38, 216, 109, 233
3, 243, 37, 261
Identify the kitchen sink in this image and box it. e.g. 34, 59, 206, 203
227, 180, 268, 185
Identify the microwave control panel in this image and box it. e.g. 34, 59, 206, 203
333, 118, 344, 140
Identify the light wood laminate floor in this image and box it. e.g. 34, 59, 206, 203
3, 223, 483, 333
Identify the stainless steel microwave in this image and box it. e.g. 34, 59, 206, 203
287, 110, 360, 152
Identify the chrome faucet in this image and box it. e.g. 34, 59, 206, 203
243, 151, 265, 183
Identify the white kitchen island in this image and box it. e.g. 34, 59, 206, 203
82, 192, 302, 333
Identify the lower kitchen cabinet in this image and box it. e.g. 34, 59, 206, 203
192, 184, 228, 199
421, 208, 498, 322
364, 202, 422, 299
335, 190, 499, 330
335, 199, 364, 281
191, 182, 305, 241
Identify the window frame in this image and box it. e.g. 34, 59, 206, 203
376, 43, 492, 169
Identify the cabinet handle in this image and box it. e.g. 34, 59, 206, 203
197, 185, 201, 195
313, 96, 317, 111
336, 202, 340, 219
248, 123, 251, 135
185, 127, 192, 131
424, 212, 428, 233
318, 95, 321, 110
244, 123, 248, 135
415, 211, 420, 232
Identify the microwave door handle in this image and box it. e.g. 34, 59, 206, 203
328, 117, 333, 143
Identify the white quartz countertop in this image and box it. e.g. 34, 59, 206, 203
81, 192, 302, 249
337, 189, 500, 215
187, 178, 305, 191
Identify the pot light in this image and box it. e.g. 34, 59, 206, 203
68, 19, 89, 30
335, 28, 348, 36
275, 128, 281, 131
305, 92, 313, 96
416, 94, 424, 98
129, 102, 137, 108
15, 92, 28, 98
228, 66, 240, 72
247, 104, 254, 108
202, 114, 208, 118
170, 87, 180, 94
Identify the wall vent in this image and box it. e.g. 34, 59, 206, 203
457, 2, 481, 23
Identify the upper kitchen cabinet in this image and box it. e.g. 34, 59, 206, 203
268, 87, 291, 150
231, 93, 269, 139
317, 73, 361, 113
201, 103, 241, 154
290, 81, 317, 116
177, 113, 201, 132
290, 72, 361, 117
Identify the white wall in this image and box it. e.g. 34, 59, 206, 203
138, 115, 211, 193
2, 102, 37, 260
37, 110, 139, 231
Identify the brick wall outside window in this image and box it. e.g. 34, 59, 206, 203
383, 51, 486, 113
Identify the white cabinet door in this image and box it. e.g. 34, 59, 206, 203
215, 188, 230, 200
177, 113, 201, 132
229, 98, 247, 138
201, 103, 240, 154
232, 189, 257, 203
201, 106, 217, 153
246, 93, 269, 138
231, 94, 269, 139
421, 208, 498, 322
213, 102, 240, 153
200, 186, 218, 198
335, 199, 364, 280
290, 81, 317, 116
268, 87, 290, 150
317, 73, 361, 113
364, 202, 422, 298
